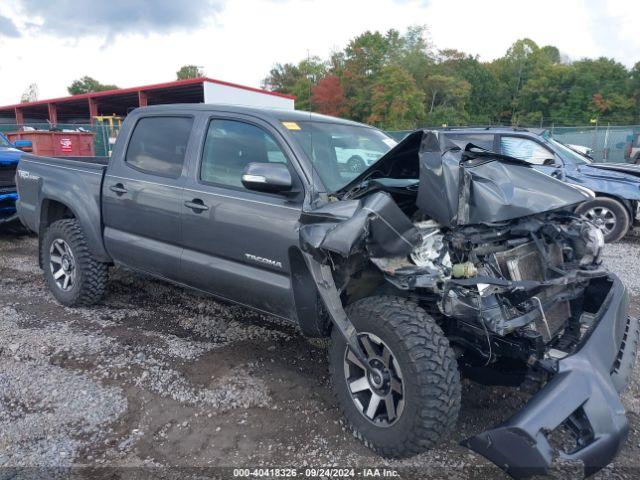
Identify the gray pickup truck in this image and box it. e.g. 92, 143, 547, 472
16, 105, 639, 477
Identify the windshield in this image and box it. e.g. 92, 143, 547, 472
0, 134, 11, 148
548, 138, 592, 165
285, 121, 397, 192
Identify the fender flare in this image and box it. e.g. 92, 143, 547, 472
38, 195, 111, 264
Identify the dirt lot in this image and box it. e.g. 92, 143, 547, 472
0, 229, 638, 479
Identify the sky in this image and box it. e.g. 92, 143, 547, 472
0, 0, 637, 106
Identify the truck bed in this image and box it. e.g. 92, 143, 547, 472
16, 153, 109, 261
55, 156, 110, 166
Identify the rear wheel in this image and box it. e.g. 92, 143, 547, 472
329, 296, 460, 458
575, 197, 630, 243
42, 219, 108, 306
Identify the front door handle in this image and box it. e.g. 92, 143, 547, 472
184, 198, 209, 212
109, 183, 127, 195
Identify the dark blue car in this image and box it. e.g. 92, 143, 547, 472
443, 127, 640, 242
0, 132, 26, 225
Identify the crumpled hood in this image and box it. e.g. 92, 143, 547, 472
417, 131, 592, 226
341, 130, 592, 227
583, 162, 640, 181
0, 147, 23, 166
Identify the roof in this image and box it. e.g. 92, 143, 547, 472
133, 103, 369, 127
0, 77, 294, 110
439, 126, 547, 136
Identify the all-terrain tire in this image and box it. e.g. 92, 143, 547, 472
575, 197, 630, 243
329, 296, 461, 458
42, 219, 108, 306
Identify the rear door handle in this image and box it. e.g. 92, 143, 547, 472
184, 198, 209, 212
109, 183, 127, 195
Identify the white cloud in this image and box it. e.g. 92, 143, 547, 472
0, 0, 637, 106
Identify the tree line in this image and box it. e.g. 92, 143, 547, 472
261, 26, 640, 130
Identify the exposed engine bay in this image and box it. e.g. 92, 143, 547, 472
300, 130, 606, 371
371, 211, 606, 368
298, 130, 637, 477
303, 188, 606, 373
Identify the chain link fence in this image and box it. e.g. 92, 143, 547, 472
386, 125, 640, 163
0, 123, 116, 157
3, 122, 639, 164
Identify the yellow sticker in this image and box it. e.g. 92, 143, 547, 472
282, 121, 301, 130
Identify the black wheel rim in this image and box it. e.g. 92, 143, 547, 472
343, 332, 405, 427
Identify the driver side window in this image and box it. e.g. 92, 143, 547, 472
500, 136, 554, 165
200, 119, 290, 189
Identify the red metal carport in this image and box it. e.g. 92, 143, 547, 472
0, 77, 294, 126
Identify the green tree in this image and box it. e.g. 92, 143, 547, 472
67, 76, 118, 95
341, 30, 394, 121
435, 50, 500, 124
631, 62, 640, 123
262, 28, 640, 128
262, 57, 326, 111
367, 65, 425, 130
395, 25, 434, 85
424, 75, 471, 115
176, 65, 204, 80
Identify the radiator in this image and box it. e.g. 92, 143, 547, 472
493, 241, 569, 341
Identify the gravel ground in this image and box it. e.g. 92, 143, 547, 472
0, 229, 638, 479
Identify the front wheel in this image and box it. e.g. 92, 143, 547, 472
575, 197, 630, 243
329, 296, 461, 458
42, 219, 109, 306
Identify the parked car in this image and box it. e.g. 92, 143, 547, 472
16, 105, 638, 477
0, 132, 31, 226
567, 143, 593, 158
442, 127, 640, 242
333, 135, 394, 172
625, 132, 640, 163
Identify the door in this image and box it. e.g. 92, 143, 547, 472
102, 115, 194, 279
179, 116, 303, 318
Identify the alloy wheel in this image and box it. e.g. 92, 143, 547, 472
49, 238, 76, 291
343, 332, 405, 427
347, 158, 365, 173
584, 206, 617, 236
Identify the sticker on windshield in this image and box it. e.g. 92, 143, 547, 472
383, 138, 397, 147
282, 122, 301, 130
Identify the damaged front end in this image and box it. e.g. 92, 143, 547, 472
300, 130, 639, 477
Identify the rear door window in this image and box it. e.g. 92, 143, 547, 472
125, 116, 193, 178
500, 136, 554, 165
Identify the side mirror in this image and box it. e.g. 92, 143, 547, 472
241, 162, 292, 194
542, 158, 561, 168
14, 140, 33, 152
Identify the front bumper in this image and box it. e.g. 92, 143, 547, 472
462, 274, 639, 478
0, 192, 18, 225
